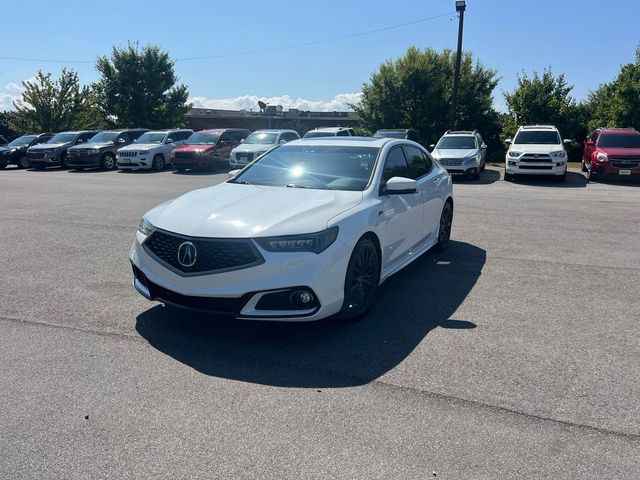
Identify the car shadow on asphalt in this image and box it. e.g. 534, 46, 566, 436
172, 167, 229, 176
452, 168, 500, 185
507, 171, 587, 188
135, 240, 485, 388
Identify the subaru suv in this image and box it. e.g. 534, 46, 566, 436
172, 128, 250, 171
67, 128, 148, 171
430, 130, 486, 180
505, 125, 570, 182
229, 129, 299, 167
26, 130, 98, 169
302, 126, 356, 138
0, 133, 53, 169
116, 129, 193, 171
582, 127, 640, 181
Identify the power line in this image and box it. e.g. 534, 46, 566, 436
0, 12, 455, 65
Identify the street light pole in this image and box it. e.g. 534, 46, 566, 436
448, 0, 466, 130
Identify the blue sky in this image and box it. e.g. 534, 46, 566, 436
1, 0, 639, 112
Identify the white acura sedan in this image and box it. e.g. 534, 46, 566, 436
130, 137, 453, 321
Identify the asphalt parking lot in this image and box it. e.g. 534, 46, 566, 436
1, 166, 639, 479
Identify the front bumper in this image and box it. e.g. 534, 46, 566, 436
117, 154, 151, 169
129, 231, 350, 321
27, 152, 63, 166
67, 153, 101, 167
505, 159, 566, 176
591, 160, 640, 177
173, 156, 208, 168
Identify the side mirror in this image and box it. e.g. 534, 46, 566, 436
505, 138, 512, 144
228, 169, 241, 178
76, 139, 84, 144
429, 144, 435, 150
279, 139, 287, 144
118, 138, 126, 144
481, 143, 487, 149
586, 139, 595, 146
166, 138, 174, 144
563, 139, 572, 144
240, 138, 245, 143
385, 176, 417, 194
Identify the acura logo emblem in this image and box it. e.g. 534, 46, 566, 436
177, 241, 197, 267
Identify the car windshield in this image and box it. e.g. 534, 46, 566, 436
185, 132, 220, 145
230, 145, 379, 191
374, 131, 406, 139
136, 133, 166, 144
88, 132, 119, 143
47, 133, 77, 144
8, 135, 37, 147
244, 132, 278, 144
598, 134, 640, 148
514, 131, 561, 144
303, 131, 335, 138
437, 136, 476, 149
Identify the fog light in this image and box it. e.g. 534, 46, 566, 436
291, 290, 314, 307
508, 161, 516, 166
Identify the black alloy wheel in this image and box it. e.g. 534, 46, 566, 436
339, 238, 379, 322
59, 153, 67, 169
434, 202, 453, 252
18, 156, 30, 169
152, 154, 165, 171
101, 153, 116, 170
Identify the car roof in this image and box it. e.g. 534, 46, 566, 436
252, 129, 297, 133
519, 125, 558, 130
55, 130, 97, 135
293, 136, 397, 147
197, 128, 249, 133
442, 131, 476, 136
308, 126, 353, 132
598, 127, 640, 135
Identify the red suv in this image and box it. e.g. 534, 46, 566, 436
172, 128, 250, 171
582, 128, 640, 181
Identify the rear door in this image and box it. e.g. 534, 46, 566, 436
378, 145, 425, 270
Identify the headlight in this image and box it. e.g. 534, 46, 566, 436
229, 151, 236, 160
255, 226, 339, 254
551, 151, 566, 158
596, 152, 608, 162
508, 151, 523, 158
137, 217, 155, 236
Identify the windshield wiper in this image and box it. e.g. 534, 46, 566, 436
231, 179, 251, 185
285, 183, 311, 189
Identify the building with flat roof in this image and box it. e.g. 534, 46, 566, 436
185, 107, 358, 133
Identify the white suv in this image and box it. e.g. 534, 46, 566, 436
505, 125, 570, 182
302, 126, 356, 138
117, 129, 193, 171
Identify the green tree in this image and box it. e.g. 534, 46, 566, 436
352, 46, 499, 146
587, 46, 640, 132
96, 43, 191, 128
503, 68, 579, 140
10, 70, 103, 134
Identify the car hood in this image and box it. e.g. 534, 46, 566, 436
232, 143, 275, 154
119, 143, 161, 151
145, 182, 364, 238
29, 142, 68, 150
175, 144, 215, 152
599, 147, 640, 156
433, 148, 478, 158
510, 144, 564, 154
69, 142, 111, 150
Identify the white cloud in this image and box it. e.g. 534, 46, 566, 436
0, 81, 24, 111
189, 92, 362, 112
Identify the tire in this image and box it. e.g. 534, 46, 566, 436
473, 169, 480, 180
480, 160, 486, 172
434, 201, 453, 252
586, 166, 596, 182
100, 153, 116, 170
59, 153, 67, 169
504, 172, 514, 182
152, 154, 165, 171
18, 156, 30, 169
338, 237, 380, 322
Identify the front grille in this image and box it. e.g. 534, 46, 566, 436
27, 151, 46, 159
610, 157, 640, 169
520, 154, 552, 162
133, 264, 248, 314
439, 158, 463, 167
69, 149, 92, 157
520, 165, 553, 170
143, 229, 264, 276
119, 151, 138, 158
174, 151, 197, 160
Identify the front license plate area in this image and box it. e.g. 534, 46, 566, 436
619, 169, 631, 175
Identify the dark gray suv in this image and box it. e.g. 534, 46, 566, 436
66, 129, 149, 170
26, 130, 98, 169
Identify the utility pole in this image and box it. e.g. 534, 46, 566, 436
448, 0, 466, 130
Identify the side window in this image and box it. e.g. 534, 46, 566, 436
403, 145, 431, 179
336, 129, 349, 136
381, 146, 411, 185
219, 132, 232, 143
131, 130, 145, 141
36, 135, 51, 144
590, 131, 599, 143
77, 132, 94, 143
